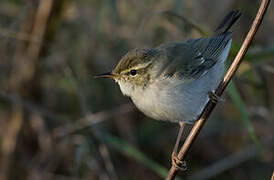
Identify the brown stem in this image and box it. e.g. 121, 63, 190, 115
0, 1, 54, 179
166, 0, 271, 179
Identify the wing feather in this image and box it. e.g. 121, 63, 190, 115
159, 32, 232, 81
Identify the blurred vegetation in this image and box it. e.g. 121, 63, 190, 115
0, 0, 273, 180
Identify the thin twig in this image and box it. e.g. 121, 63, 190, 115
0, 91, 134, 138
53, 103, 134, 138
0, 1, 54, 179
27, 0, 53, 60
0, 27, 40, 42
137, 10, 207, 38
0, 91, 67, 122
166, 0, 271, 179
0, 105, 23, 180
98, 144, 119, 180
162, 11, 207, 35
9, 0, 54, 89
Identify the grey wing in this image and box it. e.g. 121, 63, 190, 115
162, 32, 232, 81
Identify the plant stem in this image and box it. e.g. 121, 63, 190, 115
166, 0, 271, 179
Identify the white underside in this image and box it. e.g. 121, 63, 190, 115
118, 40, 231, 124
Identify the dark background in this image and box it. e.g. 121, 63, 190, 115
0, 0, 273, 179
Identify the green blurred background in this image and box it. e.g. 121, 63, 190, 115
0, 0, 273, 179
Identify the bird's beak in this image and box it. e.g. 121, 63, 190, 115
94, 72, 117, 79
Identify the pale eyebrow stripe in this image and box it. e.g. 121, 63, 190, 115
120, 61, 152, 74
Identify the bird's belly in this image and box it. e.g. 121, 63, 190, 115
131, 63, 224, 124
132, 86, 208, 124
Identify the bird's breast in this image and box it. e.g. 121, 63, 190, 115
130, 62, 224, 124
130, 79, 199, 123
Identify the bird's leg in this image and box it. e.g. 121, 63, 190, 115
208, 91, 223, 103
171, 122, 187, 171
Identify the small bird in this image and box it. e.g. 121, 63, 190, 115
96, 10, 241, 169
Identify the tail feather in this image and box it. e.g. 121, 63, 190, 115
214, 10, 241, 34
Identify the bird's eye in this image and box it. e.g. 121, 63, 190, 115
130, 69, 137, 76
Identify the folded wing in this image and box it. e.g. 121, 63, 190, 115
160, 32, 232, 81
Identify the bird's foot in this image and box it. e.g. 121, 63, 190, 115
172, 152, 187, 171
208, 91, 223, 103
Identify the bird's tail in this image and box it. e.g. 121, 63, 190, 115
214, 10, 241, 34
